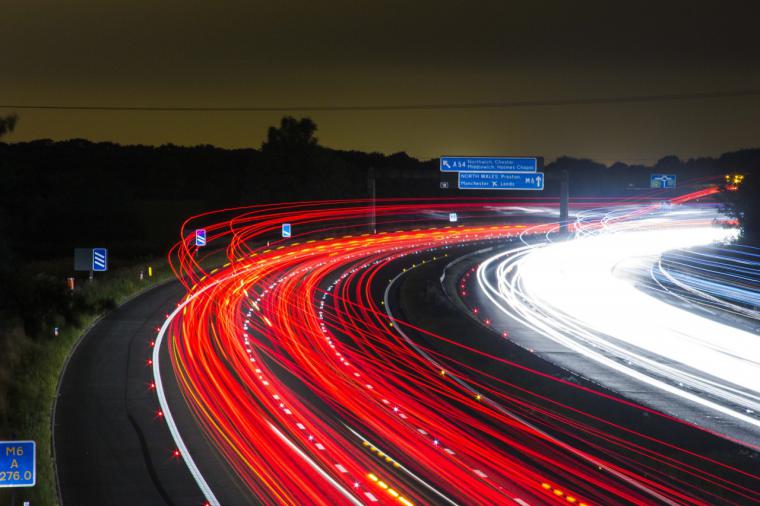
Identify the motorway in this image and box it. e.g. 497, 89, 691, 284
56, 196, 760, 505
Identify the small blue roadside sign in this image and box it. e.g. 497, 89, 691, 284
282, 223, 292, 238
92, 248, 108, 272
195, 229, 207, 247
440, 157, 537, 173
0, 441, 35, 487
650, 174, 676, 189
449, 212, 458, 222
459, 172, 544, 190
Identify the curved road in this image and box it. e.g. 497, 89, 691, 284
55, 197, 760, 505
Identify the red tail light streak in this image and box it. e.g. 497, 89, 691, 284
149, 194, 757, 505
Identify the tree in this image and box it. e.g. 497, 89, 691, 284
0, 114, 18, 271
0, 114, 17, 139
731, 172, 760, 243
654, 155, 683, 171
262, 116, 318, 153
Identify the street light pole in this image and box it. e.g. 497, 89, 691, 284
368, 166, 376, 234
559, 169, 570, 236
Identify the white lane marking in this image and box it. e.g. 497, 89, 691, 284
154, 285, 221, 505
514, 499, 530, 506
473, 469, 488, 478
335, 463, 348, 473
365, 492, 379, 502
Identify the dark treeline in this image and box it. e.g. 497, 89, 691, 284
547, 150, 760, 194
2, 117, 759, 264
0, 119, 438, 261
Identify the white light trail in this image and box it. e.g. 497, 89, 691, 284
477, 210, 760, 430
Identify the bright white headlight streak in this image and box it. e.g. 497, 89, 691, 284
654, 253, 760, 320
478, 219, 760, 429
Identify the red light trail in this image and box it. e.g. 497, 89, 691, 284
149, 195, 758, 505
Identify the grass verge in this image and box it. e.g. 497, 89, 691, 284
0, 259, 174, 506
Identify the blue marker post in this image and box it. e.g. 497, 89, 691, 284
195, 229, 207, 247
90, 247, 108, 280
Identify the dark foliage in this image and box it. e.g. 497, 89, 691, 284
722, 161, 760, 243
1, 133, 759, 266
0, 115, 17, 138
737, 173, 760, 242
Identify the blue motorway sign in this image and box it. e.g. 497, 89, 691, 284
459, 172, 544, 190
92, 248, 108, 272
440, 156, 537, 173
282, 223, 292, 238
0, 441, 35, 487
195, 229, 207, 247
650, 174, 676, 189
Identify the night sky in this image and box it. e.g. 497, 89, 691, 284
3, 0, 759, 163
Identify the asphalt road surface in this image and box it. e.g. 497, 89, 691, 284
55, 281, 207, 506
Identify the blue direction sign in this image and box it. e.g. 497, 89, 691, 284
92, 248, 108, 272
459, 172, 544, 190
440, 156, 537, 173
0, 441, 35, 487
195, 229, 207, 247
650, 174, 676, 189
282, 223, 292, 238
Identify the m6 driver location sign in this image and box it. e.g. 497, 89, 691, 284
0, 441, 35, 487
